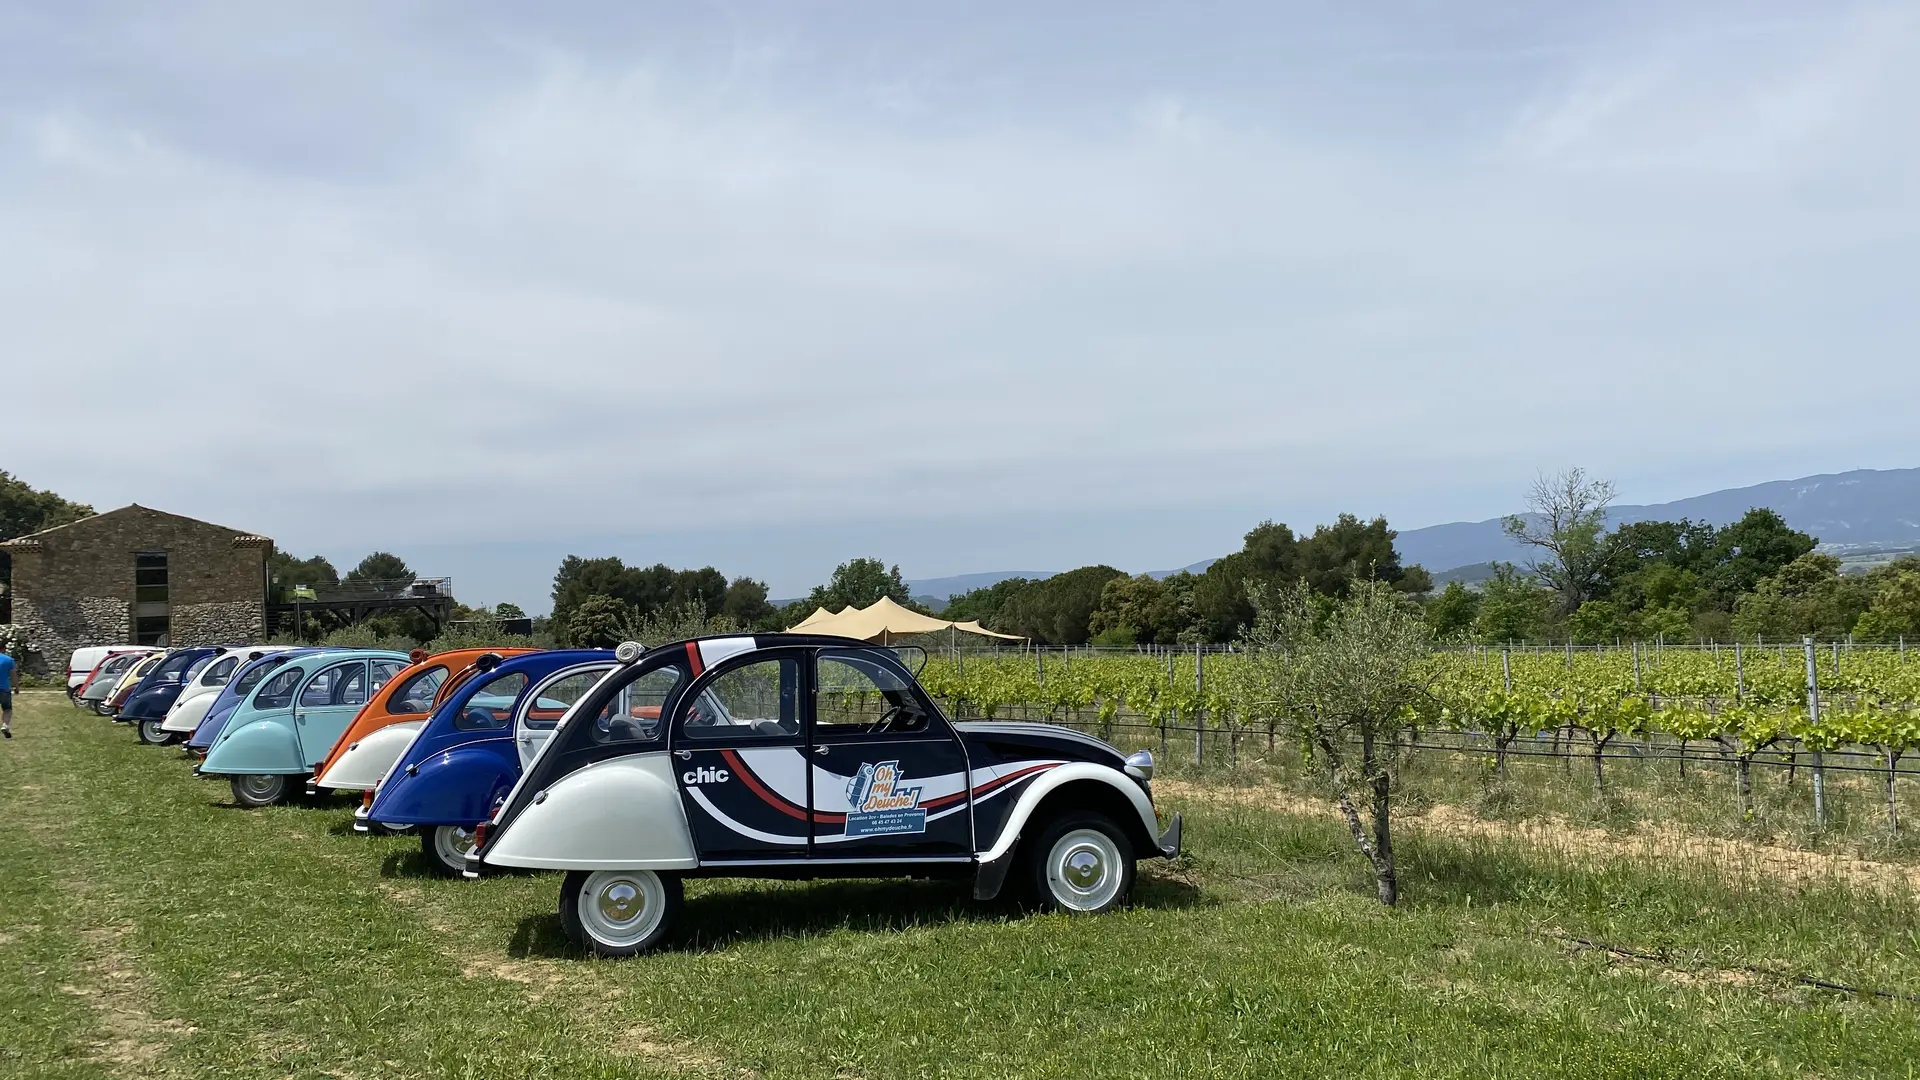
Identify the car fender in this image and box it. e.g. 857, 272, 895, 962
315, 721, 426, 791
483, 753, 696, 872
199, 717, 303, 776
369, 742, 519, 826
975, 763, 1159, 863
161, 693, 216, 733
120, 685, 177, 721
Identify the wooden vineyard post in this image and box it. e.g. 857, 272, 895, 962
1735, 641, 1745, 701
1502, 647, 1513, 693
1806, 636, 1826, 829
1194, 644, 1206, 766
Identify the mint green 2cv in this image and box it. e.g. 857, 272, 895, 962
197, 649, 411, 808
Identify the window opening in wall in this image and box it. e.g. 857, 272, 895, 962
135, 552, 170, 645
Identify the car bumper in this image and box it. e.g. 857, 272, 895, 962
1156, 812, 1182, 858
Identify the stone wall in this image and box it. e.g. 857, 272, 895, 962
9, 593, 130, 675
169, 601, 266, 648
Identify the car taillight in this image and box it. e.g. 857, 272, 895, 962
361, 790, 375, 810
472, 822, 491, 851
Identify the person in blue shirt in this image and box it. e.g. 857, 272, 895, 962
0, 649, 14, 738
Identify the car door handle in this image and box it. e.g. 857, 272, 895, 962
813, 745, 829, 755
674, 750, 692, 760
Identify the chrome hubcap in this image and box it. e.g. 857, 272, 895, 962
577, 870, 667, 949
238, 775, 281, 800
598, 882, 644, 926
1047, 828, 1124, 912
435, 827, 476, 864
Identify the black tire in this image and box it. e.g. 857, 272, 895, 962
229, 774, 289, 808
1024, 810, 1136, 915
559, 869, 683, 957
137, 719, 175, 746
422, 825, 480, 877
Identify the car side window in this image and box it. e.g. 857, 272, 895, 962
454, 671, 529, 731
522, 668, 608, 731
304, 662, 368, 707
255, 667, 304, 710
385, 666, 446, 715
682, 657, 801, 741
590, 663, 687, 745
815, 652, 929, 735
200, 657, 238, 686
370, 660, 406, 694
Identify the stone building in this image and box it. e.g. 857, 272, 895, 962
3, 505, 272, 673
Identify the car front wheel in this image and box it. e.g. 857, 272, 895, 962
229, 774, 288, 808
423, 825, 479, 877
560, 869, 683, 957
137, 719, 175, 746
1027, 811, 1135, 914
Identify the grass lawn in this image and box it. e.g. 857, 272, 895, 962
3, 691, 1918, 1079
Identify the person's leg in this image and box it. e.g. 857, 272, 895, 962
1, 691, 12, 738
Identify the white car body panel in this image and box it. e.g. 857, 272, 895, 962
161, 646, 295, 732
482, 753, 698, 871
316, 721, 427, 790
975, 762, 1160, 863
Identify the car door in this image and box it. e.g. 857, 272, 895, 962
292, 659, 370, 767
512, 663, 614, 771
808, 648, 973, 860
671, 650, 809, 863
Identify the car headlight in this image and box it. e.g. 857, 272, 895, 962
1124, 750, 1154, 782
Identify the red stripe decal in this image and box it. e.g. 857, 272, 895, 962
684, 642, 704, 677
718, 749, 821, 822
922, 762, 1059, 811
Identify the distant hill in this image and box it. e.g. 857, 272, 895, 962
903, 571, 1055, 602
1398, 467, 1920, 574
904, 468, 1920, 595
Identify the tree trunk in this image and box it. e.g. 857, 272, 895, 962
1322, 733, 1397, 907
1678, 738, 1688, 780
1368, 733, 1398, 907
1495, 728, 1513, 780
1737, 756, 1754, 818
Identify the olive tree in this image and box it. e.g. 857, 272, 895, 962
1246, 580, 1432, 906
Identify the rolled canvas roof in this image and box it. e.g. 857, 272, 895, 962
786, 596, 1025, 643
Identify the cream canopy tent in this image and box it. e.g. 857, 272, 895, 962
786, 596, 1025, 644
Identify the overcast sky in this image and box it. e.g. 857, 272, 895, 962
5, 1, 1918, 611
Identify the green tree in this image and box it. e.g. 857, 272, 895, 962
1088, 573, 1194, 646
1502, 468, 1616, 614
807, 558, 910, 612
1297, 513, 1429, 597
268, 551, 340, 604
994, 565, 1126, 644
1192, 521, 1299, 641
942, 577, 1035, 627
1849, 567, 1920, 642
345, 552, 414, 591
1473, 564, 1553, 643
1423, 581, 1481, 638
565, 594, 636, 648
1730, 553, 1870, 640
720, 577, 777, 628
1566, 600, 1619, 644
493, 602, 527, 620
1702, 509, 1817, 609
1245, 580, 1431, 906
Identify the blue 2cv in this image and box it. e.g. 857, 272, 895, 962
366, 650, 617, 876
197, 650, 412, 806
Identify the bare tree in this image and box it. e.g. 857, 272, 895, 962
1502, 468, 1617, 615
1246, 580, 1432, 906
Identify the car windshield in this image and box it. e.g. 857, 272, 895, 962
100, 654, 137, 674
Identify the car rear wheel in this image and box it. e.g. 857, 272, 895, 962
1027, 811, 1135, 914
560, 869, 682, 957
230, 774, 288, 808
137, 719, 175, 746
423, 826, 479, 877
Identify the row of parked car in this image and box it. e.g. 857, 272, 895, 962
66, 635, 1182, 956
